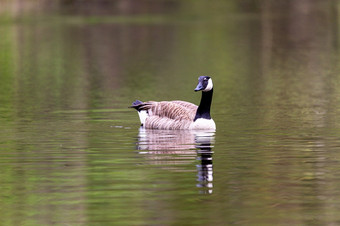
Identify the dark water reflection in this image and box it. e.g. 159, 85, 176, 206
2, 0, 340, 225
137, 128, 214, 194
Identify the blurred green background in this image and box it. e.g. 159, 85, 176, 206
2, 1, 340, 225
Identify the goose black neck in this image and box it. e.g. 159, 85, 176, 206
194, 88, 213, 121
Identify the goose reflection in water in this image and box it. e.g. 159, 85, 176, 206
136, 128, 215, 194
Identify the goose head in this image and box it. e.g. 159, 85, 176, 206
194, 76, 213, 92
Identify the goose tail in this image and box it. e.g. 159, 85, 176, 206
129, 100, 144, 111
130, 100, 148, 126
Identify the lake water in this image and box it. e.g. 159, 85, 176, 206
2, 1, 340, 225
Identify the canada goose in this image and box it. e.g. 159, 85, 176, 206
130, 76, 216, 130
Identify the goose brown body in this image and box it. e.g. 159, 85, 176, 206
132, 100, 198, 129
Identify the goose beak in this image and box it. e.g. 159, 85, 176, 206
194, 82, 204, 92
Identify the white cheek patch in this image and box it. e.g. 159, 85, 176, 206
203, 79, 213, 92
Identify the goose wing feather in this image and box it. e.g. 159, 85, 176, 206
140, 101, 197, 121
145, 116, 193, 130
131, 100, 198, 129
171, 100, 198, 112
138, 101, 198, 120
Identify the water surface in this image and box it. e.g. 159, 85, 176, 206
1, 1, 340, 225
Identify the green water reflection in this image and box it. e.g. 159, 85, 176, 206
2, 0, 340, 225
